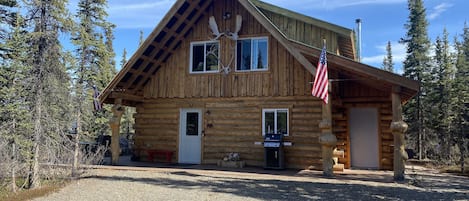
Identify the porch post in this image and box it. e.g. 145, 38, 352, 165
318, 83, 336, 176
109, 98, 124, 165
391, 86, 408, 180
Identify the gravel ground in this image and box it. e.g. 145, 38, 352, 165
34, 165, 469, 201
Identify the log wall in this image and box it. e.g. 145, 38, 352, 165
134, 0, 394, 170
142, 0, 350, 99
333, 81, 393, 170
134, 97, 323, 169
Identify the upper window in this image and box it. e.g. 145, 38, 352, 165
190, 41, 219, 73
236, 37, 268, 71
262, 109, 289, 136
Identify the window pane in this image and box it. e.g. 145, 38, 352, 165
236, 39, 251, 70
264, 111, 274, 134
206, 43, 219, 71
252, 38, 268, 70
192, 44, 204, 72
186, 112, 199, 136
277, 110, 288, 134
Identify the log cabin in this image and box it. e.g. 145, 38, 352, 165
100, 0, 418, 174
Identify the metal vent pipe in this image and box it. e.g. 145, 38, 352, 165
355, 18, 362, 62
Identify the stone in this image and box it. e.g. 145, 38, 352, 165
217, 160, 245, 168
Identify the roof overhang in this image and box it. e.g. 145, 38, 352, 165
289, 39, 419, 101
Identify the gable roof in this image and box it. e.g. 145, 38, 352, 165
250, 0, 356, 59
100, 0, 418, 105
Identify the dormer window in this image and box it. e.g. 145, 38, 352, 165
236, 37, 268, 72
190, 41, 220, 73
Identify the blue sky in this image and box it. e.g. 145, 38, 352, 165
98, 0, 469, 74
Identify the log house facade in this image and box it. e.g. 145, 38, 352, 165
100, 0, 418, 172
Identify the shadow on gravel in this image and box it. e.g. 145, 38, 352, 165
406, 172, 469, 191
82, 172, 468, 200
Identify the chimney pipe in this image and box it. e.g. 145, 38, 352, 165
355, 18, 362, 62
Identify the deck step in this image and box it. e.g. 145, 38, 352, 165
333, 163, 344, 172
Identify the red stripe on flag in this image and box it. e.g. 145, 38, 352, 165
311, 45, 329, 104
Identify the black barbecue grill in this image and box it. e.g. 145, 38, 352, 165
264, 133, 285, 169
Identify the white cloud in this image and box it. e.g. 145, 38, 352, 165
428, 3, 453, 20
362, 41, 406, 74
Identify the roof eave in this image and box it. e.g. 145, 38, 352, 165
289, 39, 420, 97
99, 0, 186, 104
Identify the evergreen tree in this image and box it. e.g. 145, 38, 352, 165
139, 30, 144, 45
401, 0, 432, 160
382, 41, 394, 72
71, 0, 115, 175
121, 48, 127, 67
0, 12, 32, 192
428, 28, 454, 160
0, 0, 19, 59
118, 49, 135, 138
453, 24, 469, 172
23, 0, 73, 188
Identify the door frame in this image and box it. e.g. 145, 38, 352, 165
178, 108, 203, 164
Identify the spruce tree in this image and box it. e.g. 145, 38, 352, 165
453, 24, 469, 172
0, 12, 32, 192
0, 0, 19, 58
428, 29, 454, 160
71, 0, 115, 174
401, 0, 432, 160
23, 0, 72, 188
139, 30, 144, 45
118, 49, 135, 139
382, 41, 394, 72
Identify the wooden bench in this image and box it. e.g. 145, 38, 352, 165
146, 149, 174, 163
133, 148, 174, 163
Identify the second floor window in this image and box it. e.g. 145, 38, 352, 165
190, 41, 219, 73
236, 37, 268, 71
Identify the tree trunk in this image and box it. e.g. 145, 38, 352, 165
11, 142, 17, 193
71, 113, 81, 178
29, 90, 43, 189
460, 126, 466, 173
461, 147, 465, 173
417, 95, 422, 160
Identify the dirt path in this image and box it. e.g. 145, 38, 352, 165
34, 165, 468, 201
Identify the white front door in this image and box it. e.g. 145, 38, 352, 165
349, 107, 379, 169
178, 109, 202, 164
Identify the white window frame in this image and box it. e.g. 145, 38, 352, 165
235, 37, 269, 72
262, 108, 289, 136
189, 41, 220, 74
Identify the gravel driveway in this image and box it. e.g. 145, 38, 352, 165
34, 165, 469, 201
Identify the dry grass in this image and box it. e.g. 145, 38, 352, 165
440, 165, 469, 177
0, 180, 68, 201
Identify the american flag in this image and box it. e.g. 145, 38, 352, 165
93, 85, 102, 111
311, 44, 329, 104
